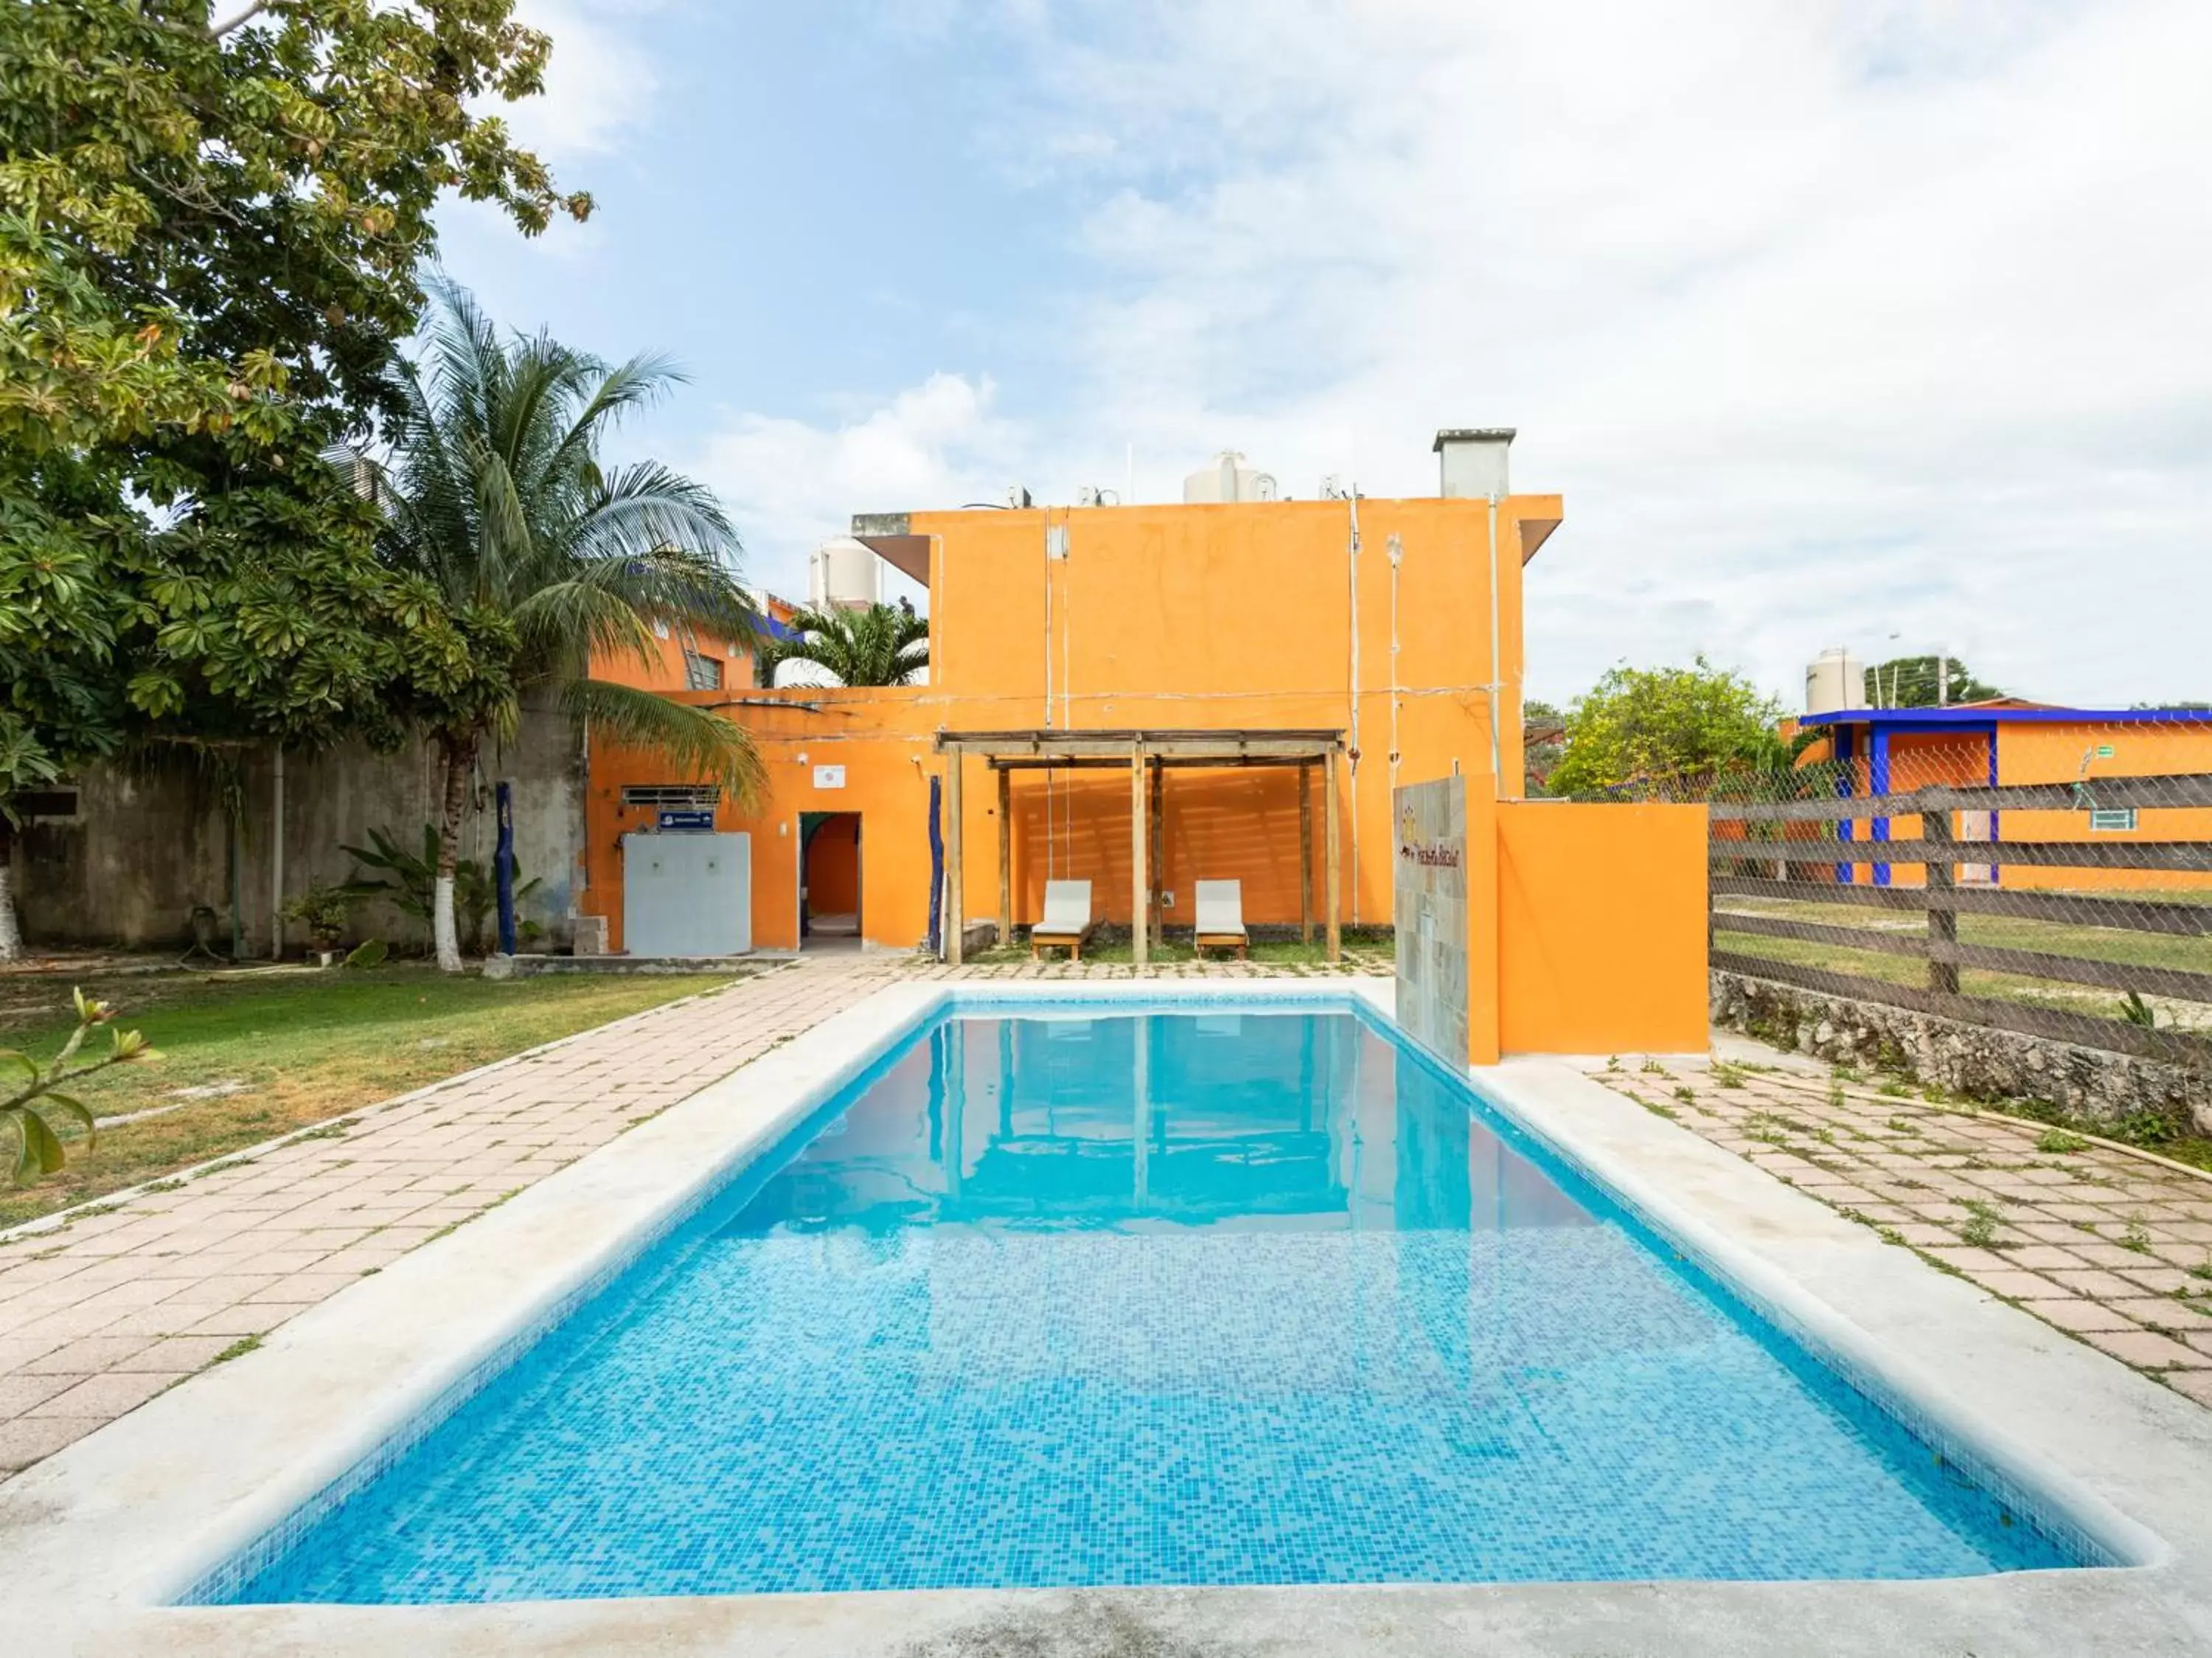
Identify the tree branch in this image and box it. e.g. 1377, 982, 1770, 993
210, 1, 271, 38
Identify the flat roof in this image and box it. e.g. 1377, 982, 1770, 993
1801, 707, 2212, 728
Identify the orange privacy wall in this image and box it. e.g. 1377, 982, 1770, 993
1495, 802, 1710, 1055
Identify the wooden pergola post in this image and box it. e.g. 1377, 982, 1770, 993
1130, 741, 1149, 966
996, 764, 1012, 947
945, 747, 964, 966
1298, 761, 1314, 944
1323, 746, 1342, 962
1148, 760, 1164, 937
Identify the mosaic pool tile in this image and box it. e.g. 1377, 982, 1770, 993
206, 1008, 2092, 1603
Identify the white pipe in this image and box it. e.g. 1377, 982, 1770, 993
1346, 491, 1362, 926
269, 745, 285, 960
1486, 495, 1506, 791
1388, 533, 1403, 800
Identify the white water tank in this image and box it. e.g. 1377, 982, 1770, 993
1805, 647, 1869, 715
1183, 451, 1279, 504
808, 537, 881, 611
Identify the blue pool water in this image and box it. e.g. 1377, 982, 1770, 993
215, 1003, 2087, 1602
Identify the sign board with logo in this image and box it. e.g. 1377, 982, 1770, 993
813, 764, 846, 789
1394, 776, 1469, 1069
658, 809, 716, 833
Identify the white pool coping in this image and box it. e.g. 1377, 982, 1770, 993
7, 977, 2212, 1657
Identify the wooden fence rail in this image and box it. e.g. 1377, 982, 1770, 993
1703, 777, 2212, 1065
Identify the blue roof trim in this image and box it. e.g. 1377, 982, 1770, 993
1801, 707, 2212, 729
757, 614, 801, 642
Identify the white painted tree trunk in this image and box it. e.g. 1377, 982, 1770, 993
433, 873, 461, 973
0, 854, 21, 962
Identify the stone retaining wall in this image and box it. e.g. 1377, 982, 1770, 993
1711, 970, 2208, 1134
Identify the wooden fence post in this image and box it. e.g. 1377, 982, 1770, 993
1924, 794, 1959, 994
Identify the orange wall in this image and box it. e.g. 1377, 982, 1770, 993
1497, 802, 1710, 1055
582, 492, 1566, 952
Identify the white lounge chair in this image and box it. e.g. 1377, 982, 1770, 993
1194, 880, 1248, 959
1029, 880, 1096, 960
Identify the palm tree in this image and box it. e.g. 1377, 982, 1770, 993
375, 280, 763, 971
755, 602, 928, 689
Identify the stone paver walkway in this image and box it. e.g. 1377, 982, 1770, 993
0, 951, 1388, 1485
1593, 1053, 2212, 1408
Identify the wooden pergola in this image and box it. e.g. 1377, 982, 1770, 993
934, 728, 1346, 967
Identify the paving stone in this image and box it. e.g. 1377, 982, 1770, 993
2082, 1328, 2209, 1370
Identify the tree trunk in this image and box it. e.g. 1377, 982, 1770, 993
0, 817, 21, 963
433, 733, 477, 974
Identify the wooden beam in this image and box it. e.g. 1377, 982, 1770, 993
1298, 761, 1314, 944
1724, 839, 2212, 873
1148, 759, 1164, 936
945, 750, 964, 966
1130, 743, 1148, 967
1710, 771, 2212, 822
1323, 747, 1342, 962
984, 755, 1325, 771
996, 764, 1012, 947
1925, 802, 1959, 993
1711, 875, 2212, 937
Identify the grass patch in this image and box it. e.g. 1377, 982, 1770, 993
2035, 1128, 2090, 1155
0, 965, 741, 1228
211, 1333, 262, 1364
1959, 1198, 2003, 1249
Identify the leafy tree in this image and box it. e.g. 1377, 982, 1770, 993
1521, 698, 1567, 797
1865, 654, 2007, 708
0, 1, 588, 957
1549, 656, 1788, 798
372, 282, 764, 971
756, 601, 929, 688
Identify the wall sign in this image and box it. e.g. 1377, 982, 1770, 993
658, 808, 716, 833
813, 764, 846, 789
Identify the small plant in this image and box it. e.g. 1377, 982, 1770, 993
344, 938, 390, 970
2035, 1128, 2090, 1155
1958, 1199, 2003, 1249
1711, 1062, 1747, 1089
2189, 1256, 2212, 1283
279, 882, 355, 950
1877, 1226, 1906, 1247
1828, 1081, 1846, 1110
1604, 1055, 1621, 1072
1639, 1058, 1669, 1076
1885, 1116, 1918, 1136
1878, 1081, 1910, 1098
2, 989, 159, 1184
2118, 990, 2158, 1029
2121, 1213, 2153, 1255
1833, 1063, 1863, 1083
1745, 1111, 1788, 1146
1672, 1085, 1696, 1106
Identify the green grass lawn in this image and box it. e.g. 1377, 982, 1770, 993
0, 965, 745, 1228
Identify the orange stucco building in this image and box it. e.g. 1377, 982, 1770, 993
580, 429, 1710, 1059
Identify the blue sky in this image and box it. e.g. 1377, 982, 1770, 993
439, 0, 2212, 709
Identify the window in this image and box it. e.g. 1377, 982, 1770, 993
620, 785, 723, 809
683, 649, 724, 690
2088, 808, 2138, 833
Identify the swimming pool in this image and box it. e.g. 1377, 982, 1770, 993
204, 999, 2096, 1603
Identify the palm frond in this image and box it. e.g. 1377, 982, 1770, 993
561, 679, 765, 804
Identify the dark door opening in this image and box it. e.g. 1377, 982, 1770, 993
800, 811, 862, 950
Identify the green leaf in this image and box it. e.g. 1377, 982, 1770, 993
38, 1093, 97, 1153
0, 1049, 40, 1086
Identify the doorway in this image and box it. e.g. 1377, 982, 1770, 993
800, 812, 862, 949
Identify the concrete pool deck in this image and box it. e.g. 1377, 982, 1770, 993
4, 977, 2212, 1655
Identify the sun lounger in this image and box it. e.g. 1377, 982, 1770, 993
1194, 880, 1248, 959
1030, 880, 1096, 960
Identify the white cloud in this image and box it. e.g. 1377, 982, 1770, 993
504, 0, 661, 161
907, 0, 2212, 708
689, 374, 1020, 603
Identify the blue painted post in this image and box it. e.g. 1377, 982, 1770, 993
494, 781, 517, 956
1986, 727, 2001, 887
1834, 726, 1856, 885
1871, 729, 1892, 887
926, 775, 945, 957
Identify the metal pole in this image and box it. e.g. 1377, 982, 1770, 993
269, 745, 285, 960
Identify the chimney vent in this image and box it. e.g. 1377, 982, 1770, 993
1433, 428, 1515, 499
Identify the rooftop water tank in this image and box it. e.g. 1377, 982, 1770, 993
1183, 451, 1278, 504
1805, 647, 1869, 715
809, 537, 881, 612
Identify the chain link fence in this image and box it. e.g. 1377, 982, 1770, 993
1580, 718, 2212, 1081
